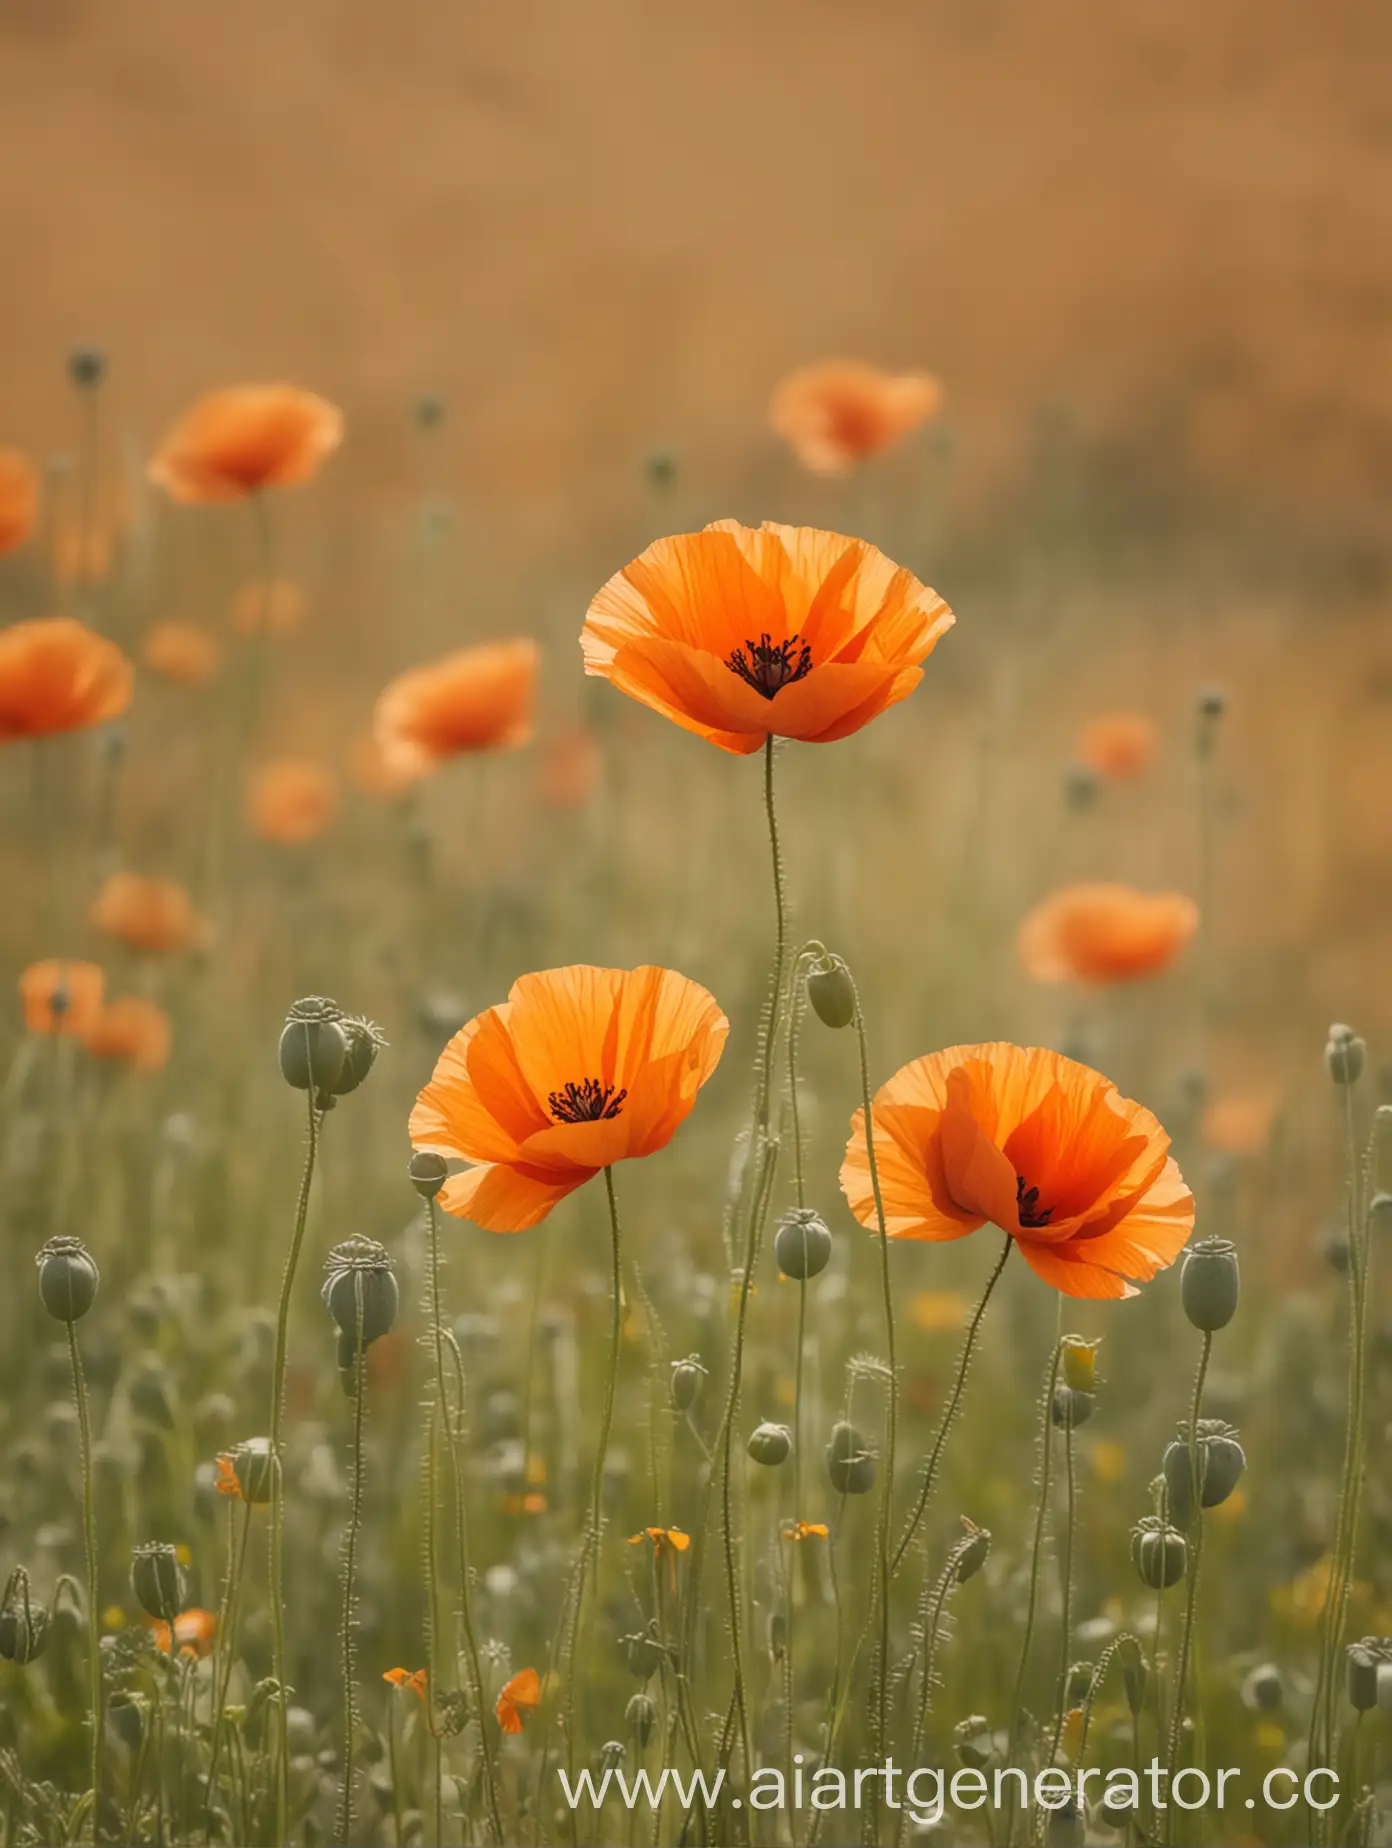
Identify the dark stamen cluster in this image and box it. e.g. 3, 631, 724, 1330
1016, 1175, 1053, 1229
725, 631, 814, 700
548, 1078, 628, 1124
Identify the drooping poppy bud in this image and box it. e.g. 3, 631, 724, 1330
825, 1421, 877, 1496
805, 958, 856, 1030
747, 1422, 792, 1467
669, 1356, 707, 1413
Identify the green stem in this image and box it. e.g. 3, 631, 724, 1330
267, 1082, 322, 1847
1044, 1405, 1078, 1772
205, 1499, 254, 1807
1005, 1338, 1065, 1848
1165, 1331, 1213, 1780
67, 1322, 102, 1845
890, 1236, 1012, 1576
336, 1284, 369, 1845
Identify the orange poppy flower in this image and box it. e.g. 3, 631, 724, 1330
781, 1521, 830, 1540
0, 617, 132, 741
230, 579, 306, 638
149, 385, 343, 503
628, 1527, 691, 1555
91, 872, 203, 955
771, 362, 942, 475
840, 1043, 1194, 1300
19, 960, 105, 1036
383, 1667, 428, 1702
582, 522, 954, 756
374, 638, 538, 778
142, 621, 221, 686
151, 1608, 217, 1658
501, 1490, 548, 1516
214, 1455, 243, 1498
495, 1666, 542, 1734
247, 759, 339, 845
84, 996, 173, 1072
537, 725, 599, 809
410, 965, 727, 1233
1018, 884, 1198, 984
0, 450, 40, 556
1077, 712, 1159, 781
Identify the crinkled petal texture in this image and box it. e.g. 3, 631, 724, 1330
411, 965, 728, 1232
0, 618, 133, 741
149, 386, 343, 503
771, 363, 942, 474
0, 448, 40, 556
841, 1042, 1193, 1300
583, 521, 953, 755
1018, 884, 1198, 984
374, 639, 538, 777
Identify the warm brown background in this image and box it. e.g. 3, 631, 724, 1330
3, 0, 1392, 523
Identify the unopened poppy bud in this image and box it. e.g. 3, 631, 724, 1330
747, 1422, 791, 1467
621, 1625, 665, 1680
231, 1437, 274, 1506
131, 1542, 185, 1624
1180, 1236, 1240, 1332
0, 1601, 50, 1664
956, 1518, 991, 1583
1131, 1516, 1187, 1589
825, 1421, 877, 1496
670, 1356, 707, 1413
36, 1236, 100, 1323
279, 999, 347, 1096
774, 1208, 833, 1281
68, 344, 107, 389
626, 1692, 656, 1746
1242, 1663, 1283, 1712
1346, 1641, 1387, 1713
409, 1150, 449, 1199
953, 1716, 994, 1769
805, 958, 856, 1031
1061, 1338, 1101, 1393
1118, 1636, 1147, 1717
1066, 1662, 1094, 1705
1326, 1024, 1366, 1087
1370, 1192, 1392, 1227
322, 1238, 398, 1349
330, 1017, 387, 1098
599, 1740, 625, 1774
1052, 1386, 1094, 1430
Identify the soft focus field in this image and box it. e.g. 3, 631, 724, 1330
2, 9, 1392, 1848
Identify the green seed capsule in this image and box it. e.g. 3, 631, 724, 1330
36, 1236, 100, 1323
1132, 1517, 1187, 1589
1242, 1663, 1283, 1712
825, 1421, 877, 1496
131, 1542, 185, 1624
669, 1356, 707, 1413
1180, 1237, 1240, 1332
747, 1422, 792, 1467
774, 1208, 833, 1281
231, 1437, 274, 1506
408, 1151, 449, 1200
953, 1717, 994, 1769
1326, 1023, 1365, 1087
1346, 1642, 1384, 1713
622, 1625, 666, 1680
0, 1573, 49, 1666
278, 999, 348, 1095
806, 960, 856, 1030
626, 1692, 656, 1746
322, 1238, 398, 1348
1052, 1387, 1094, 1430
330, 1017, 388, 1098
955, 1519, 991, 1584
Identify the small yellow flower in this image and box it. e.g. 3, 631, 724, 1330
1091, 1441, 1126, 1485
910, 1291, 967, 1333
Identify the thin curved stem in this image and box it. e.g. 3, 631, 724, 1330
1005, 1337, 1065, 1847
68, 1322, 102, 1845
336, 1282, 369, 1845
1166, 1331, 1213, 1780
1043, 1405, 1078, 1774
268, 1082, 322, 1847
890, 1236, 1012, 1576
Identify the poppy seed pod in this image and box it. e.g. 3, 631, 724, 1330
747, 1422, 792, 1467
956, 1519, 991, 1584
0, 1600, 50, 1665
1242, 1663, 1284, 1712
329, 1016, 388, 1098
1346, 1641, 1388, 1713
953, 1717, 994, 1770
278, 999, 347, 1096
622, 1625, 665, 1680
1326, 1024, 1366, 1087
1132, 1516, 1187, 1590
626, 1691, 656, 1746
1061, 1338, 1101, 1394
322, 1238, 398, 1349
670, 1356, 707, 1413
408, 1150, 449, 1199
1180, 1237, 1240, 1332
36, 1235, 100, 1323
1370, 1191, 1392, 1227
805, 958, 856, 1030
231, 1437, 274, 1506
1052, 1386, 1094, 1430
825, 1421, 878, 1496
774, 1208, 833, 1281
131, 1542, 185, 1624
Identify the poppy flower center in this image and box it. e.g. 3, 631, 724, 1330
1015, 1174, 1053, 1229
724, 632, 814, 701
548, 1078, 628, 1124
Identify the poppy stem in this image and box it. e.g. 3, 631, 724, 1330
336, 1281, 369, 1846
422, 1394, 445, 1848
267, 1087, 322, 1848
1004, 1335, 1065, 1847
1044, 1399, 1079, 1772
205, 1497, 254, 1810
1164, 1330, 1213, 1787
66, 1319, 102, 1846
889, 1235, 1012, 1577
